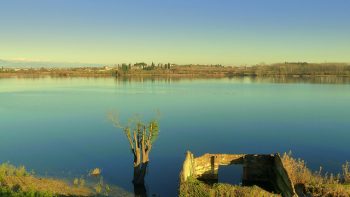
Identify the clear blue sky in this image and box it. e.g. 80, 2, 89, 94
0, 0, 349, 65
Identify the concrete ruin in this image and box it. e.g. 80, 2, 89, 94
180, 151, 297, 197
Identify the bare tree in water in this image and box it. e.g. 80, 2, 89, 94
109, 113, 160, 196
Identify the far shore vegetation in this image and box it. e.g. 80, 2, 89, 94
1, 62, 350, 79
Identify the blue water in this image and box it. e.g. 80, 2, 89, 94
0, 77, 350, 196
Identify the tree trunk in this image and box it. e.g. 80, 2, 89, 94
133, 162, 148, 185
133, 182, 147, 197
129, 128, 153, 196
133, 161, 148, 196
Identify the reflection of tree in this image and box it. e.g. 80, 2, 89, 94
134, 181, 148, 197
109, 113, 160, 197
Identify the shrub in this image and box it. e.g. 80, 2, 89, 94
0, 162, 30, 179
282, 151, 350, 196
179, 177, 210, 197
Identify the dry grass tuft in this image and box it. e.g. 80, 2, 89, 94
281, 151, 314, 185
342, 161, 350, 183
281, 151, 350, 196
0, 162, 31, 178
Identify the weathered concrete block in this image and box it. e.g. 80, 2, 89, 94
179, 151, 297, 197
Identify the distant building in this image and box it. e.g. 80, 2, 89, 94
103, 66, 113, 71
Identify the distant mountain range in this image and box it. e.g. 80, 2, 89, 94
0, 59, 103, 68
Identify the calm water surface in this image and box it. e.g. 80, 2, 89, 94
1, 77, 350, 196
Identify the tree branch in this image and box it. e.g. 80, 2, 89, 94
125, 128, 134, 151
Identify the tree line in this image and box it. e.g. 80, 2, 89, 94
120, 62, 172, 72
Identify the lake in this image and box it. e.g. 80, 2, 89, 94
1, 77, 350, 196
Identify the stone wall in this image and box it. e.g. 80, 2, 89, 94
273, 154, 297, 197
180, 151, 195, 183
194, 153, 245, 180
180, 151, 297, 197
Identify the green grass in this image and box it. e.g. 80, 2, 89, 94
0, 187, 56, 197
179, 177, 280, 197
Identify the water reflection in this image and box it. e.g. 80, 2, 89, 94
110, 76, 350, 85
1, 76, 350, 196
243, 76, 350, 84
1, 75, 350, 85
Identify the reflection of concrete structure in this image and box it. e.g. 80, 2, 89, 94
180, 151, 296, 197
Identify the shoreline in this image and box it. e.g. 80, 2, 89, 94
1, 63, 350, 79
1, 72, 350, 78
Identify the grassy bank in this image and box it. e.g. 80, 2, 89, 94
0, 162, 104, 197
0, 162, 134, 197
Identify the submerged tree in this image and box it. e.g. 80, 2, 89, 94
109, 113, 160, 187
